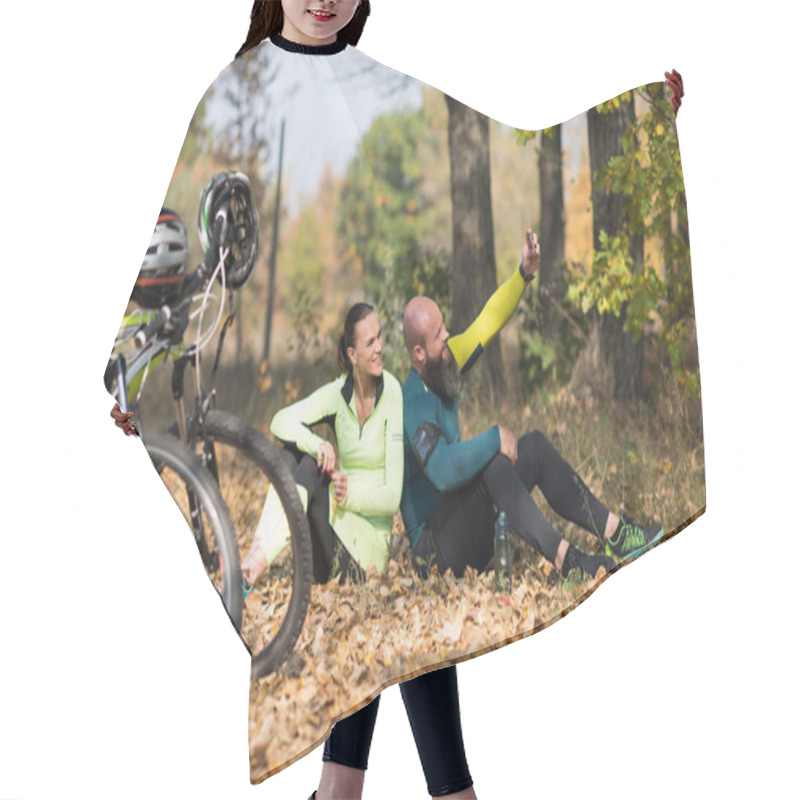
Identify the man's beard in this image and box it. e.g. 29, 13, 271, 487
420, 346, 461, 401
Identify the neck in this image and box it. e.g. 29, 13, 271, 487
353, 369, 377, 400
281, 20, 337, 47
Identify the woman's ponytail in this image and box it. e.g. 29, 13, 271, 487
337, 334, 350, 374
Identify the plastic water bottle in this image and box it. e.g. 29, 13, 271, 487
494, 511, 511, 594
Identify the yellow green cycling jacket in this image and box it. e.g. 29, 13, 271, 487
270, 370, 404, 574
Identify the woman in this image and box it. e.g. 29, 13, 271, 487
242, 298, 475, 800
243, 302, 403, 586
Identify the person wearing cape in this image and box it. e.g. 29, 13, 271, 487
108, 0, 694, 793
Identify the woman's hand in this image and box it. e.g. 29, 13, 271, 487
331, 471, 348, 503
665, 69, 683, 115
110, 403, 138, 436
317, 441, 336, 475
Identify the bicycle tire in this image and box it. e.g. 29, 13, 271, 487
143, 429, 244, 630
190, 410, 313, 678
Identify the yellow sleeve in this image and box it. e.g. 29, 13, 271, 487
447, 268, 527, 374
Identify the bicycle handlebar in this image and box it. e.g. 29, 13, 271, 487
134, 305, 171, 349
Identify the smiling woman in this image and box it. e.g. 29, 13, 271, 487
237, 0, 371, 57
282, 0, 362, 45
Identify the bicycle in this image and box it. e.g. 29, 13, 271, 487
140, 428, 244, 630
106, 172, 313, 677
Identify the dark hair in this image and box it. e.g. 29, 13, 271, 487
236, 1, 372, 59
338, 302, 375, 373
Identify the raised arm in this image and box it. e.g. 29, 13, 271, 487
446, 230, 539, 374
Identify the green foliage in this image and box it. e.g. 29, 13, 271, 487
517, 265, 587, 390
567, 230, 662, 341
282, 205, 326, 308
338, 107, 451, 377
286, 284, 334, 377
594, 91, 634, 115
518, 328, 557, 388
338, 109, 427, 287
517, 263, 588, 394
511, 125, 584, 391
513, 126, 555, 147
568, 86, 700, 397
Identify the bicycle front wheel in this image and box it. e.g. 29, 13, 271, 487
191, 410, 312, 678
143, 429, 244, 630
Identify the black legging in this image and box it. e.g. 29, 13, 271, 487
323, 665, 473, 797
413, 429, 611, 576
280, 444, 363, 583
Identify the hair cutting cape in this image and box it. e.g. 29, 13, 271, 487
105, 34, 704, 783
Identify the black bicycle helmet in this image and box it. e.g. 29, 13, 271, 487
197, 171, 259, 290
131, 207, 189, 309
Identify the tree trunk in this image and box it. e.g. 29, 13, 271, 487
446, 95, 505, 402
537, 125, 565, 339
585, 97, 643, 402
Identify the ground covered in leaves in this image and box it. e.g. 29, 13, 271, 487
150, 376, 701, 782
245, 536, 607, 782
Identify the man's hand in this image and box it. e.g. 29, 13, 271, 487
665, 69, 683, 115
110, 403, 138, 436
317, 441, 336, 475
522, 229, 540, 280
498, 425, 518, 464
331, 471, 348, 503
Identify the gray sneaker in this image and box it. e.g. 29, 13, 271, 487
605, 517, 664, 562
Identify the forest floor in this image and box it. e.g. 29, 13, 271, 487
243, 384, 706, 781
246, 536, 603, 782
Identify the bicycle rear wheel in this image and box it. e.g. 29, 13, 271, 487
143, 429, 244, 630
191, 410, 312, 678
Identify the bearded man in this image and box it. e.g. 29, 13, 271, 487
400, 230, 663, 582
